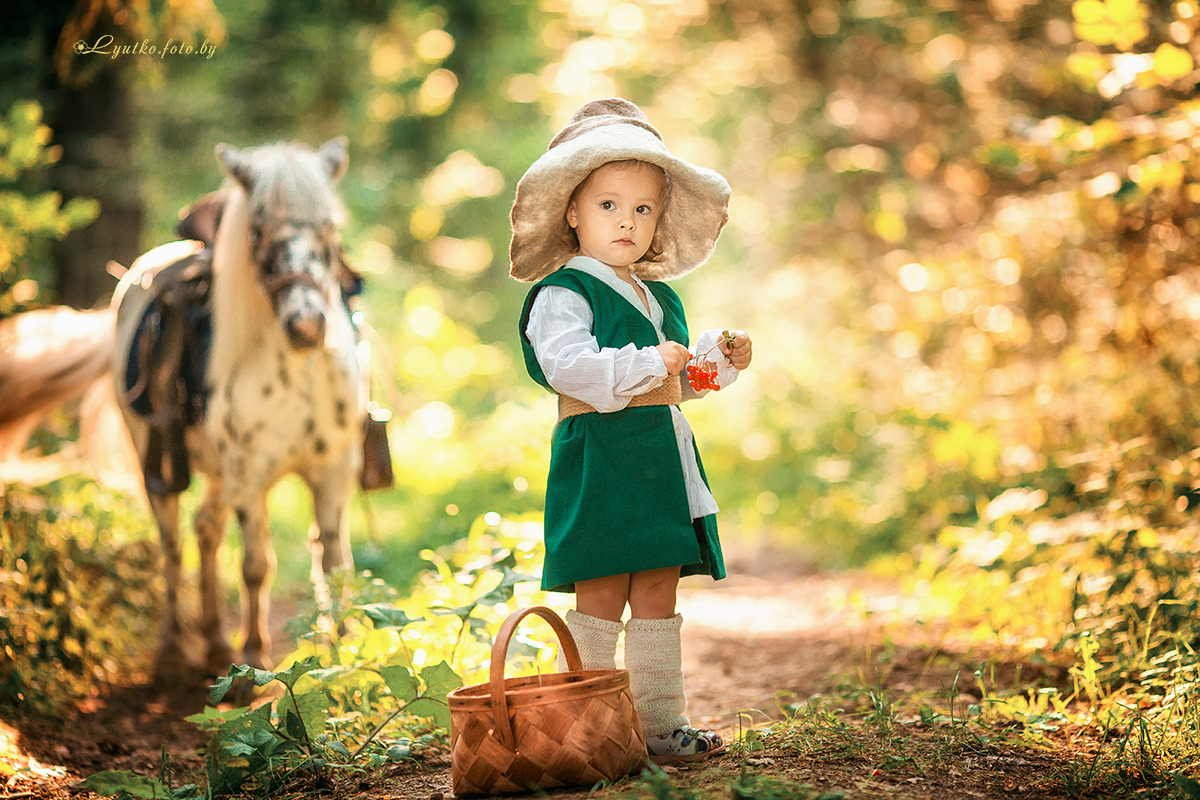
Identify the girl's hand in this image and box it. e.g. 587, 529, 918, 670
656, 341, 691, 376
720, 330, 753, 370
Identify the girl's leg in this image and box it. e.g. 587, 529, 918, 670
625, 565, 684, 735
625, 566, 723, 763
558, 573, 629, 672
627, 565, 679, 619
575, 573, 631, 622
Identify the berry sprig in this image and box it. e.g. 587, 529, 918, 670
685, 330, 735, 392
686, 362, 720, 391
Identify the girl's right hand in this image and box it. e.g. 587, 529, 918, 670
655, 341, 691, 376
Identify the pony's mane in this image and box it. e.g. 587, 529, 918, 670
245, 142, 344, 227
208, 140, 349, 382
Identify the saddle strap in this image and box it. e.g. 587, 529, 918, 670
557, 377, 682, 422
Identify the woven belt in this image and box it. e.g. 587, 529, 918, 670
557, 377, 682, 422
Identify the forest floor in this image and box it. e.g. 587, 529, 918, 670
1, 551, 1095, 800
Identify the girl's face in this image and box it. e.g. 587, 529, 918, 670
566, 161, 665, 270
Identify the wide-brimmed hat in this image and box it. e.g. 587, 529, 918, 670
509, 98, 731, 283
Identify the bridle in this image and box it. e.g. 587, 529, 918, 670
261, 269, 325, 297
250, 216, 339, 302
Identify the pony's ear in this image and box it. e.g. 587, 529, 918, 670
317, 136, 349, 181
216, 143, 254, 190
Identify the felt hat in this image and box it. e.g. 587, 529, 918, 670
509, 98, 731, 283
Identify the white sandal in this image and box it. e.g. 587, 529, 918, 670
646, 725, 726, 764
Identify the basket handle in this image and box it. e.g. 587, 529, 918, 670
488, 606, 583, 750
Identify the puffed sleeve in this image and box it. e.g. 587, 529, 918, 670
525, 286, 668, 412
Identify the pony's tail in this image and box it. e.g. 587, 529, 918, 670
0, 306, 138, 491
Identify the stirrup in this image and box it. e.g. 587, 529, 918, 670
646, 725, 726, 765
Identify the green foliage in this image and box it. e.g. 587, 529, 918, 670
77, 748, 199, 800
77, 769, 192, 800
0, 480, 157, 717
733, 770, 845, 800
0, 99, 98, 312
84, 516, 549, 799
885, 487, 1200, 796
286, 510, 551, 689
184, 657, 386, 797
622, 765, 700, 800
82, 657, 364, 800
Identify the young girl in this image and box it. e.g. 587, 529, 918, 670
510, 98, 752, 764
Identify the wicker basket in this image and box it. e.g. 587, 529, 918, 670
448, 606, 648, 796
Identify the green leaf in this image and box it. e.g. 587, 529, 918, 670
420, 660, 463, 700
76, 771, 172, 799
359, 603, 423, 630
381, 664, 420, 702
477, 568, 540, 606
286, 689, 328, 742
205, 703, 275, 744
282, 705, 307, 742
406, 696, 451, 730
272, 655, 323, 689
184, 705, 249, 729
208, 676, 235, 704
429, 603, 475, 618
244, 702, 277, 733
474, 567, 536, 607
306, 664, 351, 683
223, 741, 261, 759
1174, 774, 1200, 799
226, 728, 277, 756
209, 664, 278, 704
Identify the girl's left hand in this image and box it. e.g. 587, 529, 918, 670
720, 330, 753, 370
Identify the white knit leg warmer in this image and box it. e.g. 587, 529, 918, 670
556, 609, 622, 671
623, 614, 687, 738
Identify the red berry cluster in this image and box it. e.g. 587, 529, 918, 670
685, 331, 735, 392
686, 362, 721, 391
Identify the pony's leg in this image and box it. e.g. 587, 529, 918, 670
235, 496, 275, 669
149, 491, 190, 680
307, 461, 356, 614
194, 478, 234, 675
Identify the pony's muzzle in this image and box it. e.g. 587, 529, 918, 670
268, 274, 329, 350
284, 309, 326, 349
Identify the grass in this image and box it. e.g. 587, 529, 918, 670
10, 475, 1200, 799
590, 673, 1073, 800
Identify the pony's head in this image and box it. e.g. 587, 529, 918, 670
215, 137, 350, 350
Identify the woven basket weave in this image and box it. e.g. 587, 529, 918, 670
448, 606, 648, 796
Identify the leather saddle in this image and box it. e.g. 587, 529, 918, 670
125, 193, 223, 494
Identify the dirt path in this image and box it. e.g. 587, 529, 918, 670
2, 568, 1073, 800
679, 570, 878, 731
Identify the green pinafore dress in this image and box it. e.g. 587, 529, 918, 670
520, 267, 726, 593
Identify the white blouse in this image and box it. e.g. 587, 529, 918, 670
525, 256, 739, 519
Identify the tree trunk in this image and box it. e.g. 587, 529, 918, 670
48, 67, 142, 308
